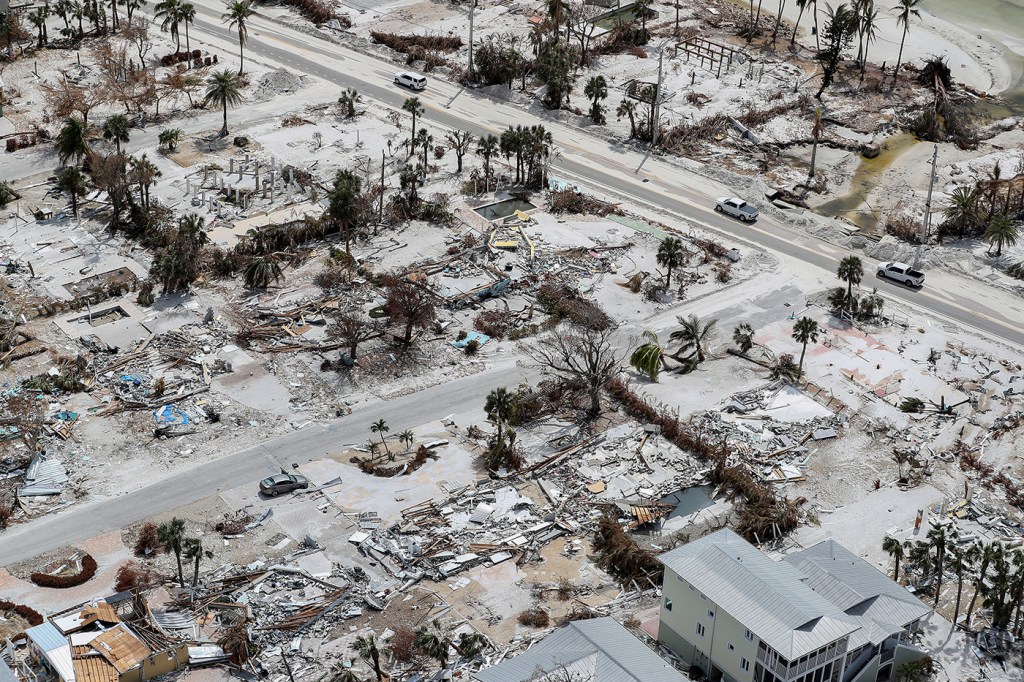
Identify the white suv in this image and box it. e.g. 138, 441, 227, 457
394, 72, 427, 90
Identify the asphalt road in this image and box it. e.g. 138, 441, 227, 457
1, 6, 1022, 564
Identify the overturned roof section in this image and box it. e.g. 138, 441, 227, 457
473, 617, 687, 682
658, 529, 860, 659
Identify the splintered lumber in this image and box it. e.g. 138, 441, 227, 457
262, 588, 349, 631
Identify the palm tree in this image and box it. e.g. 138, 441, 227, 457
217, 616, 253, 665
328, 169, 362, 255
656, 236, 688, 288
338, 88, 360, 118
882, 536, 908, 581
243, 252, 283, 289
732, 323, 755, 353
837, 255, 863, 303
159, 128, 182, 152
57, 167, 88, 217
157, 517, 187, 587
402, 97, 425, 152
154, 0, 182, 52
630, 330, 667, 382
947, 542, 968, 628
57, 116, 91, 166
791, 317, 820, 378
965, 542, 994, 630
926, 522, 950, 605
617, 98, 638, 139
131, 154, 161, 211
771, 0, 787, 47
223, 1, 255, 74
370, 419, 390, 455
583, 75, 607, 124
476, 134, 498, 187
484, 387, 517, 442
28, 6, 49, 47
791, 0, 808, 46
858, 2, 879, 77
810, 0, 820, 49
396, 430, 414, 452
943, 185, 981, 236
182, 537, 212, 587
455, 632, 487, 661
768, 353, 801, 382
985, 214, 1017, 257
416, 128, 433, 177
103, 114, 131, 154
669, 315, 717, 364
179, 1, 195, 55
351, 634, 385, 682
809, 106, 824, 179
415, 622, 452, 670
892, 0, 921, 87
204, 70, 243, 137
897, 661, 926, 682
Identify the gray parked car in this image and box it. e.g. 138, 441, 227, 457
260, 473, 309, 497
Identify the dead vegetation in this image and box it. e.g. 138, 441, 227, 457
547, 189, 623, 217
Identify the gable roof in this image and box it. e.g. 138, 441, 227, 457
473, 617, 687, 682
658, 529, 859, 659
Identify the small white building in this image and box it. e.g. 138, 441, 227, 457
657, 529, 931, 682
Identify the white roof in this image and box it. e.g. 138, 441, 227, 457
26, 623, 75, 682
659, 529, 860, 659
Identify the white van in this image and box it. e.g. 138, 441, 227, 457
394, 72, 427, 90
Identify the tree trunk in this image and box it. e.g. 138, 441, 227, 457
809, 137, 818, 178
791, 4, 805, 46
772, 0, 786, 46
72, 191, 79, 216
798, 342, 808, 377
893, 27, 908, 87
222, 99, 228, 136
589, 383, 601, 415
953, 573, 964, 628
185, 22, 190, 56
175, 550, 185, 587
193, 556, 200, 586
965, 583, 982, 629
238, 38, 244, 74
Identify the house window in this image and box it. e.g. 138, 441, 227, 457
696, 623, 706, 637
708, 609, 715, 618
741, 658, 750, 672
665, 599, 673, 612
745, 629, 754, 642
728, 643, 735, 651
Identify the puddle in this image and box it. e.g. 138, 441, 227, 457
815, 132, 919, 235
659, 484, 715, 520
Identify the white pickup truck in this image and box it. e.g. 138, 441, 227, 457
715, 197, 759, 222
877, 261, 925, 287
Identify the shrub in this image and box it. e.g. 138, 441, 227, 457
0, 600, 44, 627
281, 0, 336, 24
31, 554, 98, 588
592, 515, 663, 585
370, 31, 462, 53
474, 310, 512, 339
389, 626, 418, 662
518, 608, 550, 628
535, 282, 611, 330
547, 189, 622, 217
134, 522, 162, 557
114, 562, 159, 593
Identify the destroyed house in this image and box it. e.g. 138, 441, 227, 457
656, 530, 931, 682
22, 597, 188, 682
473, 617, 688, 682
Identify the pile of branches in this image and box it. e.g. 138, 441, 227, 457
31, 554, 98, 588
658, 114, 730, 155
547, 189, 623, 217
536, 282, 612, 331
592, 515, 663, 585
736, 95, 810, 128
281, 0, 340, 25
605, 378, 803, 542
0, 600, 44, 630
370, 32, 463, 52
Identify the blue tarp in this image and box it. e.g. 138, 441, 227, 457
153, 404, 190, 425
451, 331, 490, 349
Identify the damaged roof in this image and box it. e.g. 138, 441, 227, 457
473, 617, 687, 682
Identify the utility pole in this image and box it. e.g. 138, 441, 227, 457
468, 0, 477, 82
651, 37, 671, 149
378, 149, 385, 226
914, 144, 939, 269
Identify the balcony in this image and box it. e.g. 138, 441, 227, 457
756, 648, 790, 679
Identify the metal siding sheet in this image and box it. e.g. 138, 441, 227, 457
27, 622, 70, 653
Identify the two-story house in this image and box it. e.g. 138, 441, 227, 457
657, 529, 930, 682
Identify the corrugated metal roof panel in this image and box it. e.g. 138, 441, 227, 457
473, 618, 687, 682
0, 659, 19, 682
27, 622, 69, 653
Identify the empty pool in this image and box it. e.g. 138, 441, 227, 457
473, 198, 536, 222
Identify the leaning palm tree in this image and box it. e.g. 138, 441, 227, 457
154, 0, 182, 52
204, 70, 244, 137
57, 116, 91, 166
102, 114, 131, 154
791, 316, 820, 378
791, 0, 808, 46
223, 1, 255, 74
243, 252, 284, 289
484, 387, 517, 442
732, 323, 755, 353
768, 353, 801, 382
891, 0, 921, 87
415, 622, 452, 670
669, 315, 717, 365
157, 517, 187, 587
985, 214, 1017, 257
656, 236, 688, 288
351, 634, 386, 682
370, 419, 390, 455
837, 255, 863, 303
630, 330, 667, 382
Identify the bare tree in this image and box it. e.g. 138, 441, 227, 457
525, 324, 619, 416
565, 1, 601, 67
332, 313, 384, 360
445, 130, 473, 173
384, 276, 437, 344
41, 76, 103, 127
122, 15, 153, 64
